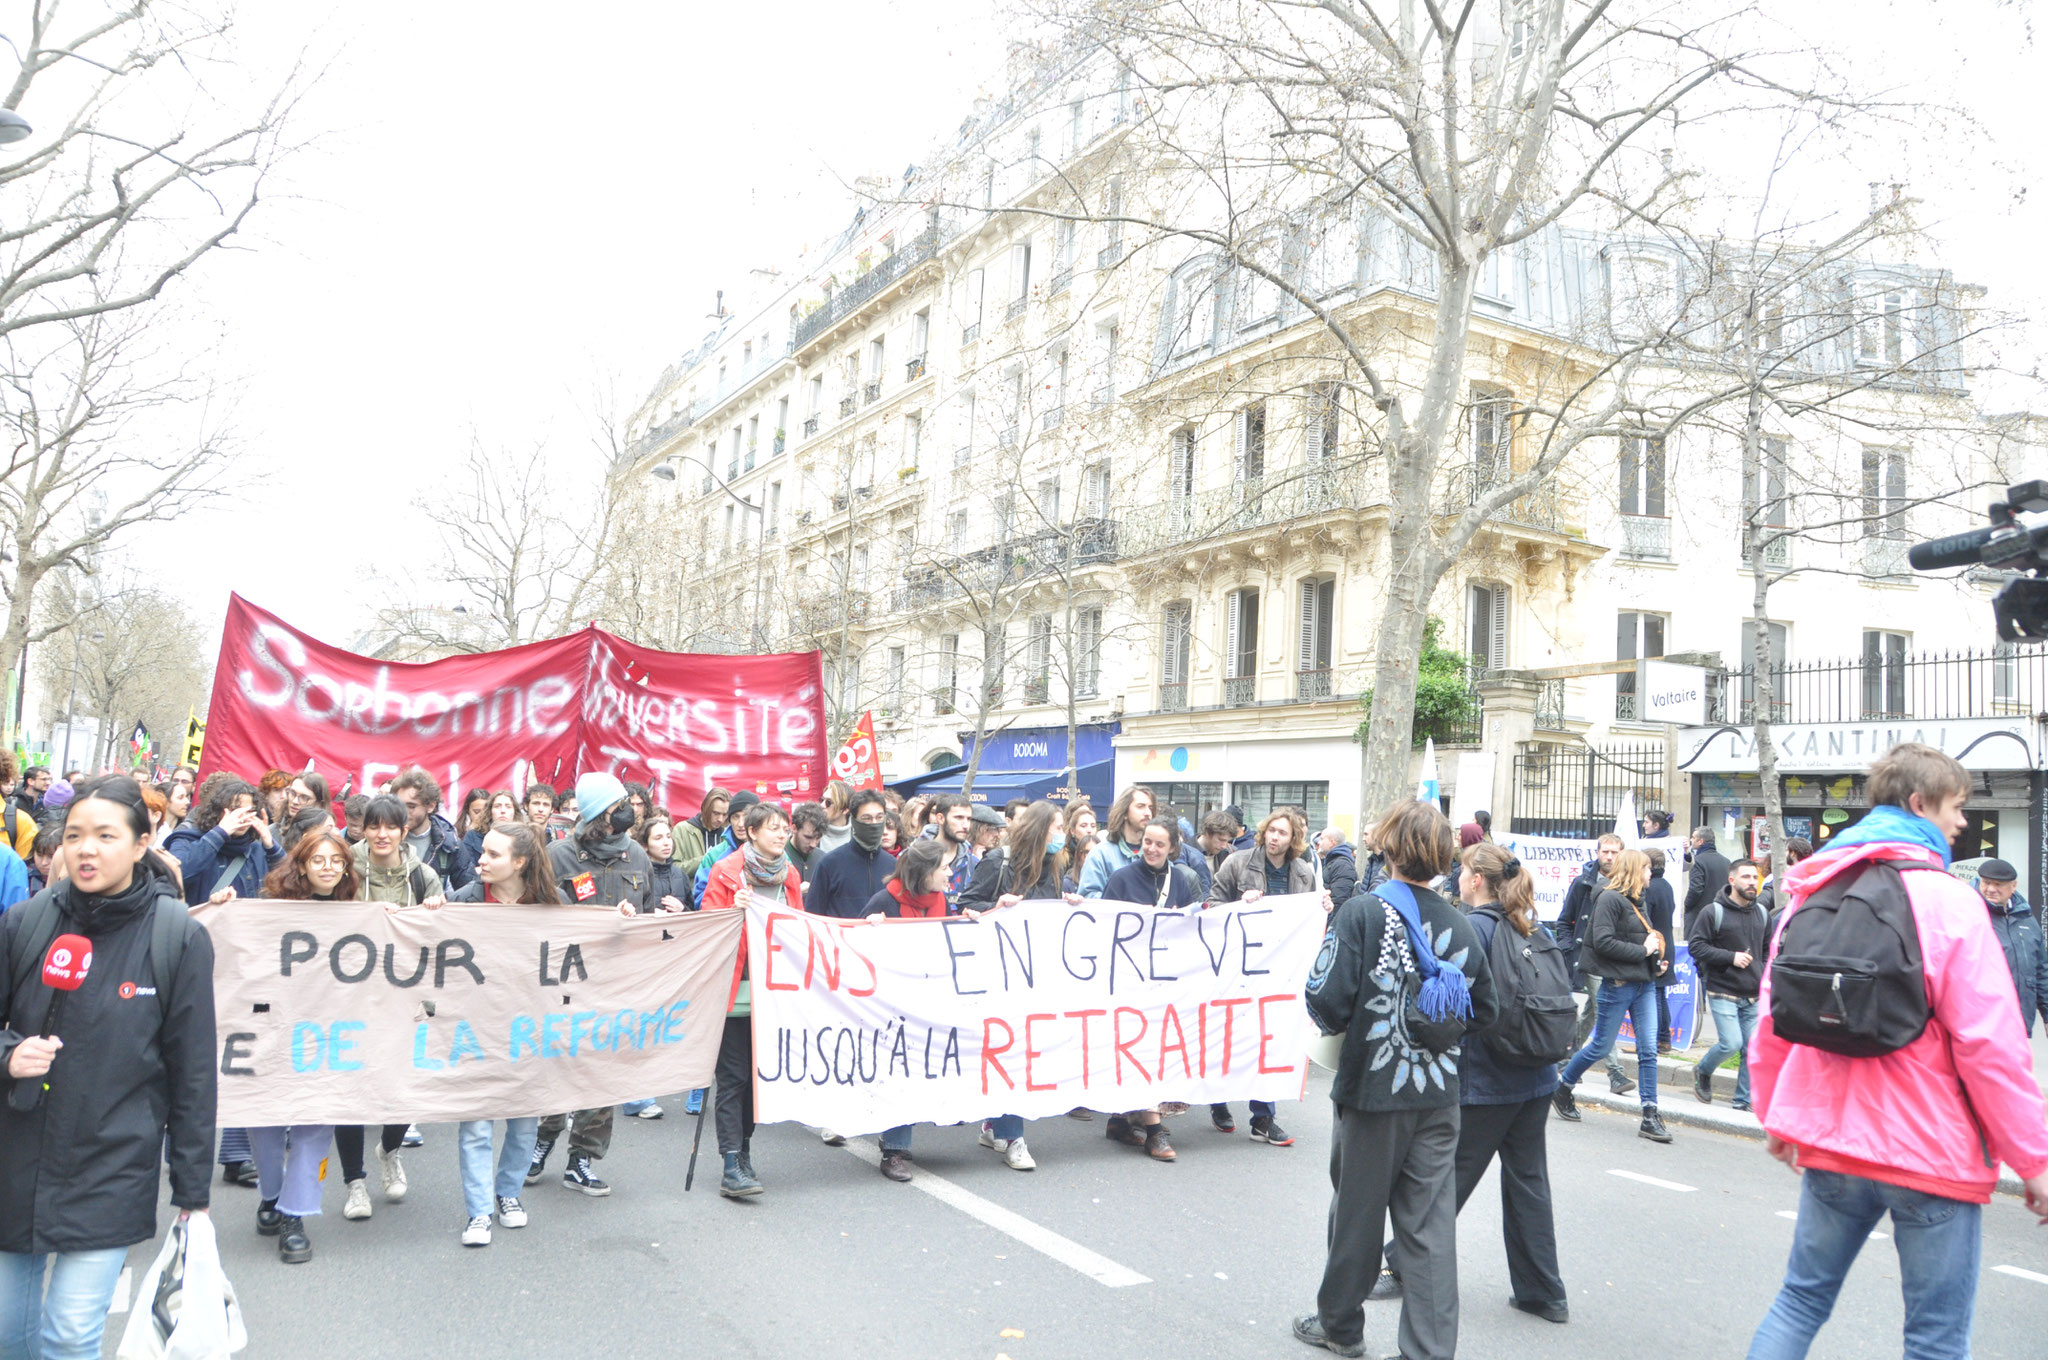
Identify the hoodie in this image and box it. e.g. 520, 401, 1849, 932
1753, 835, 2048, 1202
1686, 883, 1770, 998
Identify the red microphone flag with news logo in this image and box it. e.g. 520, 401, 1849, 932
41, 935, 91, 991
829, 711, 884, 792
198, 594, 828, 814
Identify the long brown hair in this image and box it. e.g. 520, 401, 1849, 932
1462, 842, 1536, 936
1607, 848, 1650, 901
263, 829, 361, 900
487, 822, 564, 905
1103, 784, 1156, 845
1003, 801, 1066, 890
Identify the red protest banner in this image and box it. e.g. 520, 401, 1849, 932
828, 710, 883, 791
199, 594, 827, 815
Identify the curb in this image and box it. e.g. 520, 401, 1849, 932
1568, 1079, 2027, 1198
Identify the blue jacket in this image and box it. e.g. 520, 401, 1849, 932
691, 826, 741, 907
162, 823, 271, 905
808, 840, 894, 919
1988, 891, 2048, 1038
1458, 907, 1562, 1106
1101, 858, 1204, 909
1178, 840, 1213, 897
0, 842, 26, 911
422, 812, 477, 892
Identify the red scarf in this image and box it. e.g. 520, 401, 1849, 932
885, 877, 947, 919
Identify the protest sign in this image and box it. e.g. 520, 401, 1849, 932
1493, 832, 1688, 921
199, 593, 827, 814
195, 899, 743, 1125
743, 893, 1327, 1137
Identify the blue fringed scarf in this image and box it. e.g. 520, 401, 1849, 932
1823, 803, 1954, 868
1372, 879, 1473, 1024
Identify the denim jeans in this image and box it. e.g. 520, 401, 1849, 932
1748, 1168, 1982, 1360
1560, 978, 1659, 1103
1698, 995, 1758, 1105
880, 1114, 1022, 1153
458, 1118, 540, 1218
621, 1099, 658, 1116
0, 1245, 129, 1360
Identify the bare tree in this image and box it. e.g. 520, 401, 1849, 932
39, 577, 209, 770
1016, 0, 1918, 815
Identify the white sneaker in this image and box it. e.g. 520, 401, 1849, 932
496, 1195, 528, 1229
819, 1128, 847, 1146
461, 1214, 492, 1247
379, 1148, 408, 1202
343, 1179, 372, 1220
631, 1103, 665, 1120
1003, 1138, 1037, 1171
978, 1122, 1009, 1153
401, 1123, 424, 1147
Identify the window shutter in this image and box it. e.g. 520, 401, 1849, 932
1163, 605, 1188, 684
1619, 437, 1640, 515
1317, 579, 1334, 669
1645, 438, 1667, 517
1226, 591, 1242, 677
1886, 450, 1906, 538
1488, 584, 1508, 671
1304, 391, 1324, 464
1298, 580, 1318, 674
1233, 410, 1248, 484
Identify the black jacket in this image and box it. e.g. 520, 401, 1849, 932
808, 841, 895, 919
1554, 859, 1603, 987
958, 847, 1062, 912
1685, 885, 1770, 998
547, 833, 658, 912
1101, 859, 1204, 909
1306, 882, 1498, 1112
1645, 870, 1677, 991
1686, 847, 1732, 922
1585, 887, 1661, 984
648, 856, 690, 908
0, 873, 216, 1253
1321, 844, 1359, 910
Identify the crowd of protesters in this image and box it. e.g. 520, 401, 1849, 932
2, 741, 2047, 1360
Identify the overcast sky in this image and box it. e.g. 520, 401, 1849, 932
104, 0, 2045, 658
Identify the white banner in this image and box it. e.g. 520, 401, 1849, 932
742, 894, 1327, 1137
1493, 833, 1688, 921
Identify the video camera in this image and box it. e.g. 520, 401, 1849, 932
1909, 480, 2048, 641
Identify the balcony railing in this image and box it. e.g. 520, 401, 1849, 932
726, 458, 738, 479
997, 424, 1018, 448
1049, 268, 1072, 296
802, 415, 820, 437
889, 518, 1120, 612
962, 322, 980, 343
1707, 643, 2048, 725
1023, 676, 1050, 704
905, 355, 926, 381
1121, 463, 1368, 557
1098, 242, 1122, 269
1296, 668, 1333, 702
1862, 537, 1910, 579
864, 381, 882, 404
1041, 406, 1064, 432
1223, 676, 1256, 707
932, 687, 955, 717
1006, 297, 1028, 321
772, 433, 785, 455
743, 447, 755, 472
1620, 513, 1670, 560
1445, 464, 1565, 533
1092, 384, 1113, 410
1159, 681, 1188, 712
789, 224, 945, 353
1745, 530, 1792, 569
839, 396, 857, 418
954, 444, 971, 468
1535, 678, 1569, 731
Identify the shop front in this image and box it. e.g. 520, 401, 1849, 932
1114, 725, 1364, 840
1677, 716, 2043, 900
888, 722, 1119, 809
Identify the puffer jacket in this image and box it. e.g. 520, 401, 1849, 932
1206, 847, 1318, 905
1753, 840, 2048, 1202
1584, 887, 1660, 984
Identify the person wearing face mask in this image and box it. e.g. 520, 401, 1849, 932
444, 823, 563, 1246
699, 802, 805, 1198
807, 790, 895, 919
241, 830, 359, 1264
526, 773, 658, 1199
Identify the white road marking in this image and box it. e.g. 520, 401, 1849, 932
1608, 1169, 1696, 1193
106, 1266, 132, 1316
1994, 1264, 2048, 1285
841, 1141, 1152, 1287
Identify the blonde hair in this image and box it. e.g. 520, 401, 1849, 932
1256, 810, 1308, 858
1606, 848, 1650, 900
1463, 842, 1536, 936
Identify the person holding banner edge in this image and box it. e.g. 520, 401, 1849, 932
444, 823, 562, 1246
864, 838, 962, 1181
1208, 810, 1322, 1146
0, 776, 218, 1360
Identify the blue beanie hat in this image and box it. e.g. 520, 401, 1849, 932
573, 771, 628, 827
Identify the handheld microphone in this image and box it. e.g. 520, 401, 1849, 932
7, 933, 91, 1112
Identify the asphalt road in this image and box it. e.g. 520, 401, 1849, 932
109, 1068, 2048, 1360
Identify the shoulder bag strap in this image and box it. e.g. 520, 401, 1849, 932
209, 851, 247, 897
8, 893, 60, 1006
150, 899, 190, 1017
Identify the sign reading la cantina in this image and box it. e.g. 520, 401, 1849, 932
743, 893, 1326, 1136
1679, 716, 2039, 773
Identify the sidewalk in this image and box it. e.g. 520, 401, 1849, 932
1569, 1038, 2034, 1196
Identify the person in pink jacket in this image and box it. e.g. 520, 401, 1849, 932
1747, 742, 2048, 1360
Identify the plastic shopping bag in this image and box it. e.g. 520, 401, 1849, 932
116, 1215, 247, 1359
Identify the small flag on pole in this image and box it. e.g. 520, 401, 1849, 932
1613, 788, 1639, 842
1415, 737, 1441, 806
129, 722, 150, 755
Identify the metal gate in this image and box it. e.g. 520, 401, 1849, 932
1509, 741, 1666, 839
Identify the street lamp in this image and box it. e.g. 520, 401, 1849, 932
0, 110, 30, 145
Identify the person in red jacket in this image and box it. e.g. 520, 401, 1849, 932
1747, 742, 2048, 1360
697, 801, 802, 1200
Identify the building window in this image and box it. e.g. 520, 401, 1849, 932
903, 412, 922, 470
1169, 427, 1196, 518
910, 309, 930, 365
1008, 240, 1032, 314
1614, 611, 1667, 721
1862, 445, 1907, 539
1076, 607, 1102, 698
1232, 781, 1330, 831
964, 268, 985, 342
1609, 251, 1675, 340
1744, 437, 1792, 565
1164, 258, 1217, 358
888, 646, 907, 703
767, 482, 782, 537
1036, 475, 1060, 526
1067, 98, 1085, 153
1862, 630, 1909, 719
1619, 435, 1666, 516
1025, 614, 1053, 703
1305, 382, 1339, 462
1468, 582, 1508, 673
1297, 577, 1335, 700
948, 508, 968, 553
1993, 642, 2022, 713
1225, 587, 1259, 705
1161, 602, 1192, 711
1738, 619, 1788, 719
1234, 402, 1266, 484
1154, 782, 1225, 830
1082, 460, 1111, 517
937, 634, 959, 715
1471, 386, 1513, 490
1857, 287, 1906, 367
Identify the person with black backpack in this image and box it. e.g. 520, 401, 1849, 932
1747, 742, 2048, 1360
1686, 857, 1768, 1109
1369, 840, 1572, 1324
0, 776, 216, 1358
1553, 848, 1673, 1142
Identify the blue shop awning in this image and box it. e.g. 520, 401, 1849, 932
888, 758, 1114, 809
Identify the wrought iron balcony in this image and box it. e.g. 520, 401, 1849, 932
1862, 536, 1910, 579
962, 322, 980, 343
772, 433, 785, 454
1296, 669, 1333, 702
1006, 297, 1028, 322
954, 445, 971, 468
997, 424, 1018, 448
727, 457, 738, 479
1159, 682, 1188, 713
802, 415, 820, 437
1120, 464, 1368, 557
1619, 513, 1670, 560
743, 447, 755, 472
1223, 676, 1256, 707
905, 355, 927, 381
1041, 406, 1064, 432
1023, 676, 1050, 704
1049, 268, 1071, 296
1092, 384, 1113, 410
789, 225, 944, 353
864, 381, 882, 404
1098, 242, 1122, 270
1445, 464, 1565, 533
839, 396, 857, 418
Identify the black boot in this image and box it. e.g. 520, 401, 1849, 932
277, 1215, 312, 1264
1693, 1067, 1714, 1104
1638, 1104, 1673, 1143
1551, 1087, 1581, 1122
256, 1198, 282, 1236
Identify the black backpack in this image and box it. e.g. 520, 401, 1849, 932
1769, 860, 1933, 1058
1471, 906, 1577, 1067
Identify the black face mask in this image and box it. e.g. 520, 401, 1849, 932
852, 820, 885, 851
608, 803, 635, 834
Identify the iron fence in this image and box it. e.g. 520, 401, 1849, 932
1509, 741, 1667, 840
1708, 644, 2048, 725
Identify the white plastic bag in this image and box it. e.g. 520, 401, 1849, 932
116, 1215, 247, 1360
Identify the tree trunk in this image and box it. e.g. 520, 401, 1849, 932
1742, 388, 1786, 871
